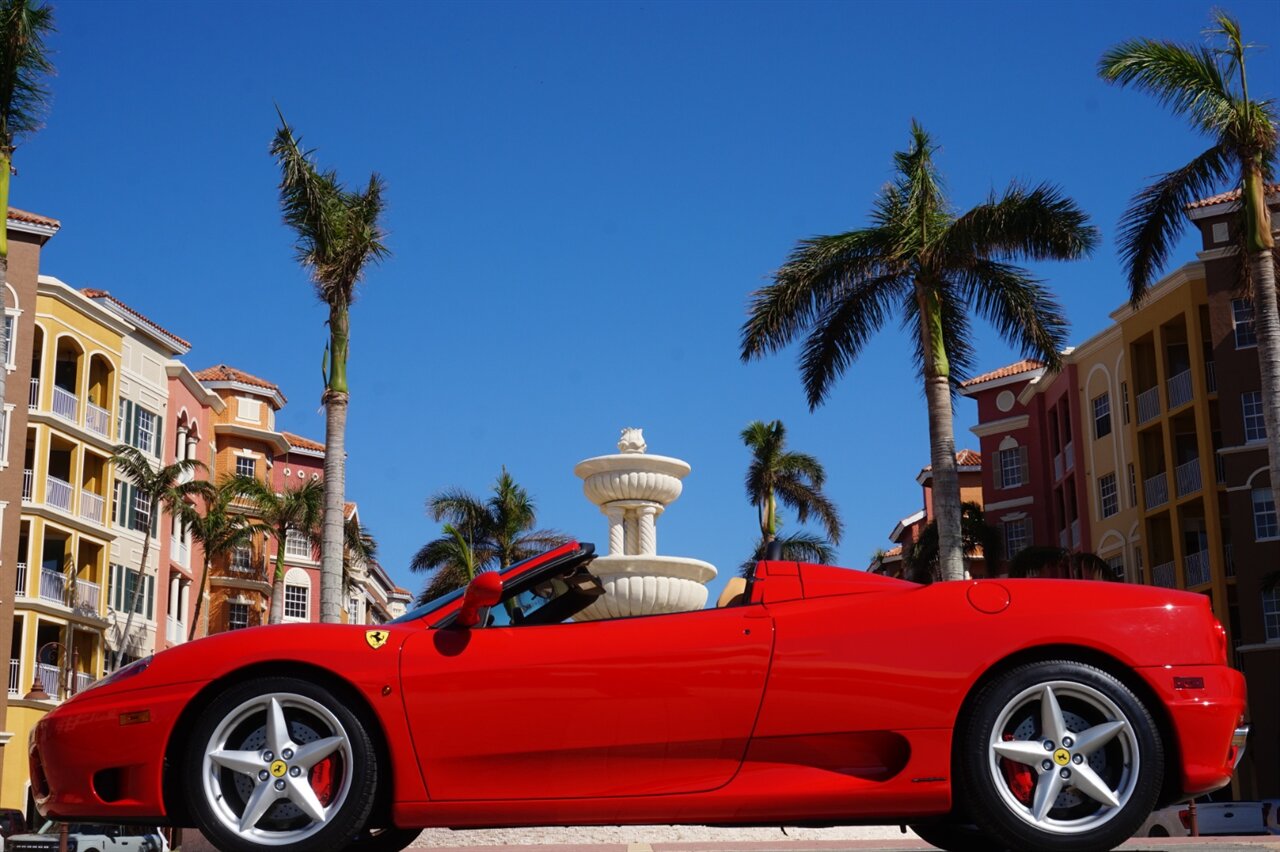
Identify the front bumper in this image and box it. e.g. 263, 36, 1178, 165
1135, 664, 1247, 796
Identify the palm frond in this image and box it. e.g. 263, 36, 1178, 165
1117, 143, 1232, 303
739, 531, 835, 577
953, 260, 1069, 370
0, 0, 55, 145
772, 476, 843, 544
944, 182, 1099, 264
1099, 39, 1233, 134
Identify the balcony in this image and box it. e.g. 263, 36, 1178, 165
1144, 472, 1169, 510
76, 577, 101, 613
1167, 368, 1194, 410
1137, 386, 1161, 424
1185, 549, 1211, 587
1054, 453, 1063, 481
1058, 528, 1068, 548
1206, 361, 1217, 393
166, 615, 186, 645
1216, 453, 1227, 485
80, 490, 105, 525
1174, 458, 1202, 497
1071, 519, 1081, 549
8, 658, 19, 697
14, 561, 26, 595
21, 468, 32, 502
39, 568, 67, 605
51, 385, 79, 423
46, 475, 73, 512
1152, 560, 1176, 588
85, 401, 111, 438
170, 535, 190, 568
1225, 543, 1234, 578
1065, 442, 1074, 472
27, 377, 38, 409
35, 662, 60, 699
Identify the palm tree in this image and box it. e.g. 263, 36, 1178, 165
1099, 11, 1279, 512
109, 446, 208, 668
739, 420, 842, 576
411, 469, 566, 602
236, 477, 323, 624
187, 478, 266, 641
1008, 546, 1118, 582
271, 112, 389, 623
0, 0, 53, 408
741, 123, 1096, 581
903, 502, 1003, 584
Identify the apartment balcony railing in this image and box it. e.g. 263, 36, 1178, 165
1144, 472, 1169, 510
1206, 361, 1217, 393
1185, 549, 1211, 587
14, 562, 26, 595
166, 615, 186, 645
74, 672, 95, 693
76, 578, 101, 613
1152, 560, 1177, 588
1065, 442, 1074, 472
8, 658, 20, 697
21, 468, 33, 502
1058, 528, 1068, 548
85, 401, 111, 438
28, 377, 39, 409
1174, 458, 1202, 497
1137, 385, 1161, 424
1216, 453, 1227, 485
51, 385, 79, 422
1071, 519, 1081, 549
35, 662, 61, 700
170, 535, 190, 567
46, 474, 72, 512
39, 568, 67, 605
1224, 543, 1234, 578
1167, 368, 1194, 410
1054, 453, 1063, 481
80, 490, 105, 525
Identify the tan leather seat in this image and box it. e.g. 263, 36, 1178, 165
717, 577, 748, 608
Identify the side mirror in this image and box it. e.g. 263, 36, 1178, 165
457, 572, 503, 628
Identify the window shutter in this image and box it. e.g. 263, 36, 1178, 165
146, 575, 154, 620
111, 565, 120, 611
154, 415, 163, 457
124, 400, 135, 447
1018, 447, 1030, 486
125, 484, 136, 530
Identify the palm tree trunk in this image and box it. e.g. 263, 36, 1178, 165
188, 555, 210, 643
269, 544, 286, 624
1248, 248, 1280, 513
917, 282, 964, 581
320, 391, 348, 623
113, 515, 153, 670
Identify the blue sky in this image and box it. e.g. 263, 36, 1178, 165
16, 0, 1279, 600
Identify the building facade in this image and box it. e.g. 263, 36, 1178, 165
873, 450, 986, 578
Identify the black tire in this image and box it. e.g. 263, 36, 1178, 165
956, 660, 1163, 852
183, 676, 379, 852
909, 820, 1007, 851
345, 826, 422, 851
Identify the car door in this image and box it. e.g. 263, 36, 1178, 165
400, 604, 773, 801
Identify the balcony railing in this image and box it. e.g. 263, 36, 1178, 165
1144, 472, 1169, 509
85, 401, 111, 438
1065, 442, 1074, 472
1054, 453, 1063, 481
1206, 361, 1217, 393
1071, 519, 1081, 549
39, 568, 67, 605
1174, 458, 1202, 497
1167, 368, 1194, 410
74, 671, 95, 693
14, 561, 26, 595
76, 578, 101, 613
1152, 560, 1177, 588
1216, 453, 1227, 485
51, 384, 79, 422
1185, 549, 1211, 587
35, 662, 61, 700
8, 658, 20, 697
28, 377, 39, 409
80, 490, 105, 525
1224, 543, 1234, 578
170, 535, 190, 568
21, 468, 32, 502
166, 615, 186, 645
1137, 385, 1161, 424
46, 475, 72, 512
1058, 529, 1068, 548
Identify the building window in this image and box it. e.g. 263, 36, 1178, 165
1003, 518, 1029, 558
284, 529, 312, 560
3, 313, 14, 367
1120, 382, 1130, 425
348, 597, 361, 622
1105, 554, 1125, 582
1243, 392, 1267, 443
284, 584, 309, 620
133, 490, 152, 533
1233, 298, 1257, 348
236, 456, 256, 479
999, 446, 1028, 489
1264, 589, 1280, 642
1099, 473, 1119, 518
134, 407, 157, 455
237, 397, 262, 423
110, 564, 154, 619
1093, 393, 1111, 439
1126, 463, 1137, 507
1254, 487, 1279, 541
231, 546, 253, 573
228, 602, 250, 631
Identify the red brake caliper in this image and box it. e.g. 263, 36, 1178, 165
309, 757, 336, 806
1000, 733, 1035, 805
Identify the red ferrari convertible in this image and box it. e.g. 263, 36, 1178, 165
31, 541, 1247, 852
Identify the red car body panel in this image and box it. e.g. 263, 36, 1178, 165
30, 541, 1246, 832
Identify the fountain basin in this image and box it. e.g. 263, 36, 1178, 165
574, 454, 690, 506
573, 555, 717, 621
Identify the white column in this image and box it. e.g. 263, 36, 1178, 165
186, 436, 197, 463
638, 505, 659, 556
176, 427, 188, 461
623, 511, 639, 556
605, 507, 625, 556
179, 582, 190, 626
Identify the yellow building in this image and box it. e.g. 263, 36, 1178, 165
5, 278, 124, 811
1111, 262, 1234, 648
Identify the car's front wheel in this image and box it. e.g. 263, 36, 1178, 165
184, 676, 378, 852
957, 660, 1163, 852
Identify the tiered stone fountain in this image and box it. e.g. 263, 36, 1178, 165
572, 428, 717, 621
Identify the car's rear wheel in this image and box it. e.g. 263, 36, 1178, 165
957, 660, 1163, 852
909, 819, 1006, 851
184, 676, 378, 852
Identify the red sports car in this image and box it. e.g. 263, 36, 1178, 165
31, 541, 1247, 852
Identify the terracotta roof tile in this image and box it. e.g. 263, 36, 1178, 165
7, 207, 60, 229
955, 449, 982, 466
80, 288, 192, 349
1185, 183, 1280, 210
959, 359, 1044, 388
282, 432, 324, 453
195, 365, 287, 402
883, 545, 903, 558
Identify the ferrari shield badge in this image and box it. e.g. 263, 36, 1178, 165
365, 629, 389, 650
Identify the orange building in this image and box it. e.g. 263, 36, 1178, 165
873, 450, 986, 578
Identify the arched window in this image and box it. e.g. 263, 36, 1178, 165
283, 567, 311, 621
